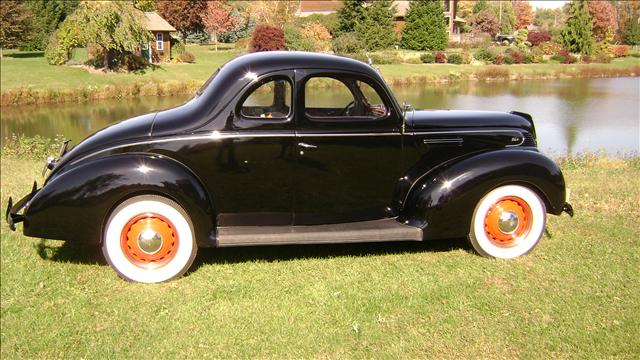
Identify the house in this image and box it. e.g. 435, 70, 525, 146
297, 0, 461, 36
142, 12, 176, 63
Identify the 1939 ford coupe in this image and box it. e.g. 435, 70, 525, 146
6, 52, 573, 283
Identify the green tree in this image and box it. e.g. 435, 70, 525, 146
561, 0, 594, 55
401, 0, 448, 51
22, 0, 78, 51
491, 1, 515, 34
46, 1, 150, 68
355, 0, 396, 51
334, 0, 365, 36
0, 0, 31, 57
623, 18, 640, 45
473, 0, 488, 15
132, 0, 156, 12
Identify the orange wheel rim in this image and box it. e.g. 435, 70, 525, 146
484, 196, 532, 247
120, 213, 179, 268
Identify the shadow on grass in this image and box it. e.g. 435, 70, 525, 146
35, 237, 471, 271
4, 51, 45, 58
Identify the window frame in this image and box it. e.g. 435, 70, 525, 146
156, 32, 164, 51
235, 75, 294, 124
301, 73, 392, 124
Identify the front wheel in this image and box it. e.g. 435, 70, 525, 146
102, 195, 197, 283
468, 185, 546, 259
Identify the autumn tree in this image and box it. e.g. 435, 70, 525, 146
612, 0, 640, 45
561, 0, 594, 55
401, 0, 448, 51
587, 1, 617, 42
334, 0, 366, 36
0, 0, 31, 57
202, 1, 236, 51
491, 1, 515, 34
247, 1, 297, 27
132, 0, 156, 11
533, 7, 563, 31
156, 0, 207, 41
513, 1, 533, 30
471, 10, 500, 37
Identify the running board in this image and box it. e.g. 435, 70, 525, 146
216, 218, 423, 247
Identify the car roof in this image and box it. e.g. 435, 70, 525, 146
221, 51, 378, 77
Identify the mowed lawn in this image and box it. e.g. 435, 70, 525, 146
2, 45, 638, 92
1, 155, 638, 358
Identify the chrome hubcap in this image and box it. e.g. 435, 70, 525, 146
497, 211, 519, 234
137, 229, 163, 254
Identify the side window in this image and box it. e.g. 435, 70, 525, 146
240, 78, 292, 119
304, 76, 388, 120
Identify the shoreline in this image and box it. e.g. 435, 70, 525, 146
1, 62, 638, 107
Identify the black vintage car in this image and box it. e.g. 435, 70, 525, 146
6, 52, 573, 283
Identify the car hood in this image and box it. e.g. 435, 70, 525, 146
407, 110, 535, 133
49, 112, 156, 177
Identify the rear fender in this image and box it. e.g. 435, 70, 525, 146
399, 149, 566, 240
24, 154, 216, 247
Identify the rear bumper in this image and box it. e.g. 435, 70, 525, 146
5, 182, 38, 231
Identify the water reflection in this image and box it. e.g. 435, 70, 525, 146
1, 77, 638, 156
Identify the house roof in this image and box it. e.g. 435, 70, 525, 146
144, 12, 176, 32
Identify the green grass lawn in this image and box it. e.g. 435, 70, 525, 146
2, 45, 638, 92
1, 155, 638, 358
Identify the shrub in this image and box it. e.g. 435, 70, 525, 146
594, 53, 612, 63
284, 26, 315, 51
300, 21, 332, 52
331, 33, 363, 54
493, 54, 505, 65
522, 53, 534, 64
420, 53, 435, 63
503, 54, 515, 65
171, 39, 185, 58
515, 28, 528, 48
176, 51, 195, 63
474, 47, 497, 63
612, 46, 628, 58
447, 53, 463, 64
434, 51, 447, 63
121, 52, 149, 70
551, 48, 577, 64
511, 51, 523, 64
539, 41, 562, 55
581, 54, 592, 63
249, 25, 285, 52
527, 31, 551, 46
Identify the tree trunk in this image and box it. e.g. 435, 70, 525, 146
213, 32, 218, 52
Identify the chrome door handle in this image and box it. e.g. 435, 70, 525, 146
298, 142, 317, 149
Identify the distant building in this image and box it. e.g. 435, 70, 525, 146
142, 12, 176, 63
297, 0, 461, 36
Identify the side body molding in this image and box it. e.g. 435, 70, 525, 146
399, 149, 566, 240
24, 154, 215, 247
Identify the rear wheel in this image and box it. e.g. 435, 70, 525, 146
469, 185, 546, 259
102, 195, 197, 283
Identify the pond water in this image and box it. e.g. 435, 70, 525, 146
1, 77, 638, 156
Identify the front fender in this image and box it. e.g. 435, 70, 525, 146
24, 153, 215, 247
400, 149, 566, 240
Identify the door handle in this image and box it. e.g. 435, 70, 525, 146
298, 142, 318, 149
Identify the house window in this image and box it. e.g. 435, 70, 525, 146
156, 32, 164, 51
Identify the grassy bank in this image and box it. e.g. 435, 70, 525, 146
1, 45, 638, 106
1, 152, 638, 358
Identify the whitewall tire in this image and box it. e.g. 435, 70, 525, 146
102, 195, 197, 283
468, 185, 546, 259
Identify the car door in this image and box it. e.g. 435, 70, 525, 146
294, 70, 404, 225
211, 72, 296, 226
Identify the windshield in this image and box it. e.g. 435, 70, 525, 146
195, 68, 220, 97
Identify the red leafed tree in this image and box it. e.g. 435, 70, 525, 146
202, 1, 237, 51
249, 25, 284, 52
513, 1, 533, 30
156, 0, 207, 42
587, 1, 618, 42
